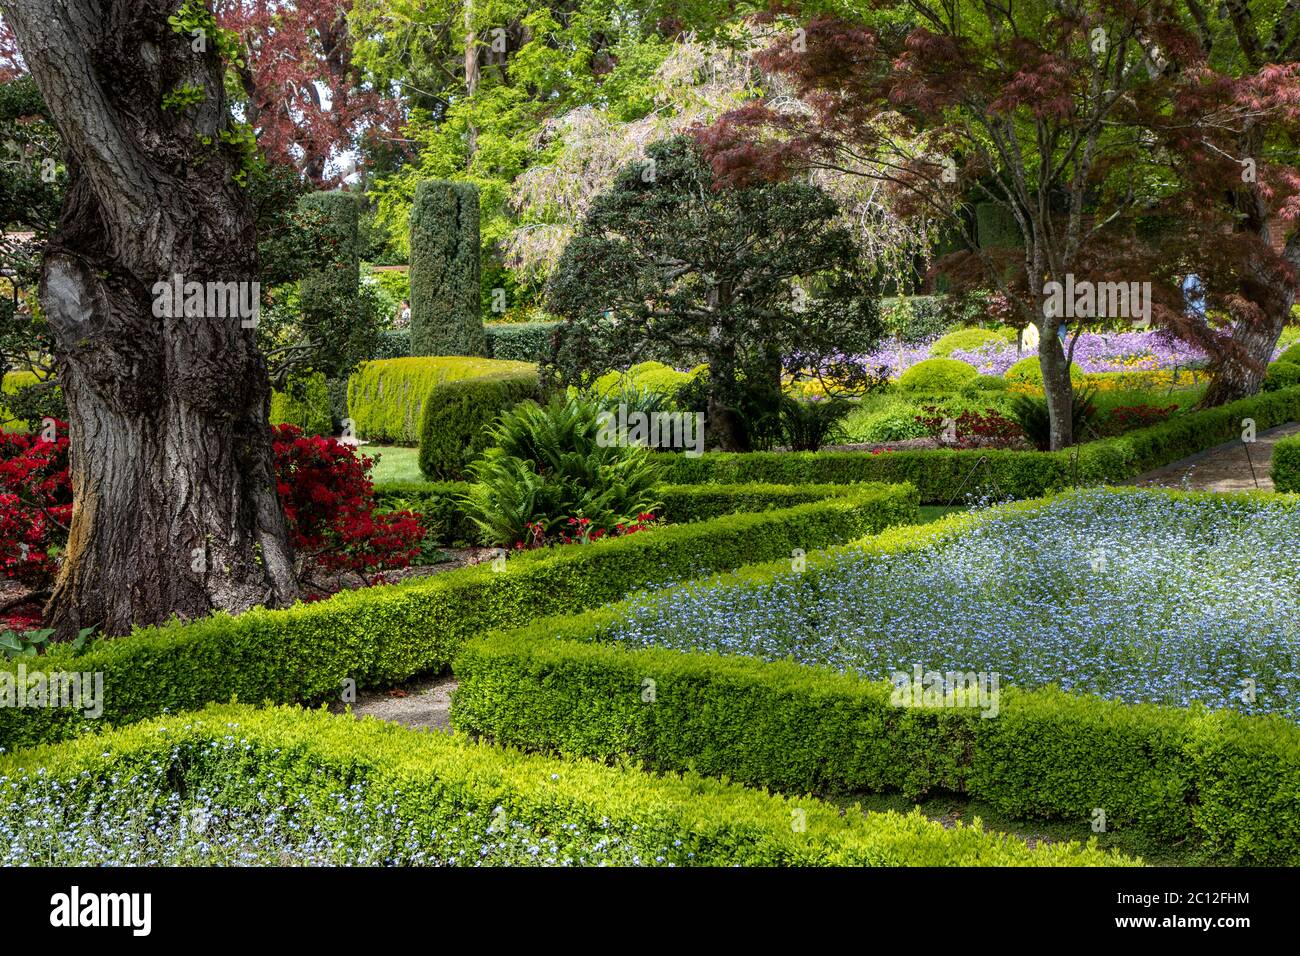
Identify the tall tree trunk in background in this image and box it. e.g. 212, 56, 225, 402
1201, 230, 1300, 407
464, 0, 478, 161
0, 0, 298, 637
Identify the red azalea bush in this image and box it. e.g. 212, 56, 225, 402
271, 424, 424, 586
0, 420, 72, 590
518, 513, 660, 550
915, 406, 1023, 449
1101, 403, 1179, 437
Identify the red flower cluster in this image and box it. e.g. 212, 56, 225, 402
916, 406, 1023, 449
1103, 403, 1178, 436
0, 421, 72, 588
271, 424, 424, 582
518, 512, 660, 550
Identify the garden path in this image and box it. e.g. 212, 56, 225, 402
1125, 422, 1300, 492
331, 676, 457, 732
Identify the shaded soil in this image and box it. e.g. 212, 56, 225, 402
331, 675, 458, 732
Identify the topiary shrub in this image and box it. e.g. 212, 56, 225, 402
1272, 434, 1300, 493
485, 321, 561, 364
967, 374, 1011, 392
929, 328, 1011, 357
346, 356, 534, 444
1262, 360, 1300, 393
593, 361, 706, 404
897, 357, 979, 392
1005, 354, 1085, 386
270, 372, 333, 436
418, 368, 541, 480
409, 180, 484, 357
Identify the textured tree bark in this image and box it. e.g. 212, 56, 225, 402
1, 0, 298, 636
1201, 231, 1300, 407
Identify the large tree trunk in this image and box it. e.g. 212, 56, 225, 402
2, 0, 298, 636
1202, 231, 1300, 407
1037, 328, 1075, 450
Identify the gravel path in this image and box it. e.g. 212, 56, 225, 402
1125, 421, 1300, 492
330, 675, 457, 732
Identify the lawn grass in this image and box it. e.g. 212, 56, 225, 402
366, 444, 422, 484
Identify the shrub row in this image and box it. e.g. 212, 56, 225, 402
657, 386, 1300, 503
417, 368, 541, 480
0, 484, 917, 751
453, 496, 1300, 864
0, 704, 1128, 866
484, 321, 562, 364
346, 356, 535, 444
371, 479, 871, 544
1273, 433, 1300, 493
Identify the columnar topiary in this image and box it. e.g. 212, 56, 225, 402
409, 181, 485, 357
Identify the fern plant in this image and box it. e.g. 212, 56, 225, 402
461, 393, 662, 546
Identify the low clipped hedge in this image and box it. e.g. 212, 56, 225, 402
346, 356, 535, 444
417, 368, 540, 480
373, 479, 871, 544
0, 484, 917, 751
658, 386, 1300, 503
1272, 433, 1300, 493
0, 704, 1128, 866
269, 371, 333, 435
453, 499, 1300, 864
484, 321, 561, 364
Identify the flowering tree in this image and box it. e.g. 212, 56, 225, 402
697, 3, 1300, 449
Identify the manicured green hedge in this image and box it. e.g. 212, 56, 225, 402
418, 368, 540, 479
269, 371, 333, 435
0, 484, 917, 751
0, 704, 1127, 866
409, 180, 484, 357
485, 321, 561, 364
453, 497, 1300, 864
1264, 360, 1300, 392
658, 386, 1300, 503
372, 480, 874, 543
1272, 433, 1300, 493
346, 356, 535, 444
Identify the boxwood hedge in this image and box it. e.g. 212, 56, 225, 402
657, 386, 1300, 503
417, 368, 541, 479
453, 496, 1300, 864
0, 483, 917, 751
1272, 433, 1300, 493
0, 704, 1129, 866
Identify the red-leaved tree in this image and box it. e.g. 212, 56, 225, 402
697, 3, 1300, 448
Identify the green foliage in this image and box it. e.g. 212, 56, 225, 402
881, 295, 953, 344
1263, 360, 1300, 392
928, 328, 1012, 357
1009, 386, 1100, 451
1272, 434, 1300, 494
1, 371, 64, 430
897, 358, 979, 392
346, 356, 534, 444
0, 487, 914, 750
968, 375, 1011, 392
485, 321, 561, 364
657, 387, 1300, 503
1005, 355, 1086, 386
778, 394, 854, 451
592, 362, 705, 405
409, 181, 484, 356
418, 368, 541, 480
461, 393, 663, 545
161, 83, 205, 112
453, 496, 1300, 864
0, 703, 1127, 866
1279, 343, 1300, 366
269, 372, 333, 436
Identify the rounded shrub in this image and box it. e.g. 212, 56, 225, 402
1272, 433, 1300, 493
967, 375, 1011, 393
897, 357, 979, 392
1278, 342, 1300, 366
929, 328, 1012, 358
1263, 361, 1300, 393
418, 368, 541, 480
1004, 355, 1085, 387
